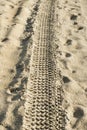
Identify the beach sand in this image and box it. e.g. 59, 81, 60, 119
0, 0, 87, 130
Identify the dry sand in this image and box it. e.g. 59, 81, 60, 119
0, 0, 87, 130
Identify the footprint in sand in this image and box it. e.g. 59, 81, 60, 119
65, 53, 72, 58
66, 39, 72, 46
63, 76, 71, 83
72, 107, 84, 129
70, 14, 78, 21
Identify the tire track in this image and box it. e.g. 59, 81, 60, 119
1, 0, 26, 42
0, 0, 23, 41
1, 0, 39, 42
0, 0, 40, 89
0, 1, 41, 130
23, 0, 65, 130
0, 0, 40, 43
8, 0, 41, 99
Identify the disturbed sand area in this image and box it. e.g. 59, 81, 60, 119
0, 0, 87, 130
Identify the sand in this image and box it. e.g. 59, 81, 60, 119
0, 0, 87, 130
